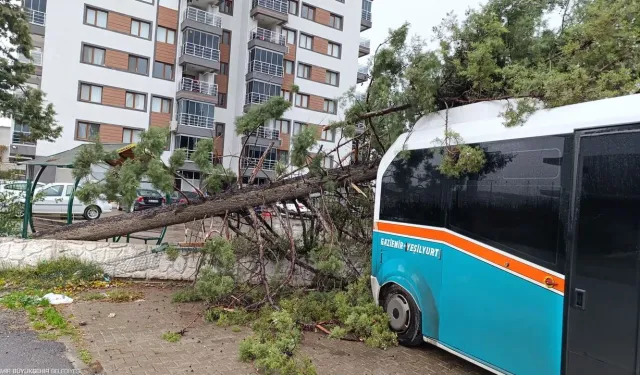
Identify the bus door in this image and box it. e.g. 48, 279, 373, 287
566, 128, 640, 375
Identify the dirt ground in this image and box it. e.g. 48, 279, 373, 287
58, 284, 489, 375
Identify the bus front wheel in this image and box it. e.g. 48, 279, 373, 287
383, 285, 422, 346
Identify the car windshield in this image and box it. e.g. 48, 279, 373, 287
137, 189, 162, 198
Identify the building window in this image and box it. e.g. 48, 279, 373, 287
301, 4, 315, 20
79, 83, 102, 103
183, 28, 221, 50
215, 123, 225, 137
178, 100, 215, 119
219, 0, 233, 15
82, 45, 105, 66
283, 28, 296, 45
12, 123, 34, 145
288, 0, 298, 15
275, 119, 290, 134
153, 61, 173, 80
297, 63, 311, 79
326, 70, 339, 86
151, 96, 171, 113
222, 30, 232, 45
322, 156, 334, 168
138, 0, 153, 3
122, 128, 142, 143
329, 14, 343, 29
76, 122, 100, 141
125, 92, 146, 110
281, 90, 292, 102
295, 93, 309, 108
220, 62, 229, 75
321, 126, 336, 141
248, 47, 284, 76
128, 55, 149, 75
85, 7, 107, 28
284, 60, 294, 74
156, 26, 175, 44
293, 122, 307, 135
323, 99, 337, 114
299, 33, 313, 50
130, 19, 151, 39
218, 93, 227, 107
327, 42, 341, 58
246, 81, 281, 104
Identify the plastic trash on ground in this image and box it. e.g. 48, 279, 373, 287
42, 293, 73, 305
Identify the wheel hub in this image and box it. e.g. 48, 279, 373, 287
386, 294, 410, 332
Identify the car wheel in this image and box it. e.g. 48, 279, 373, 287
83, 205, 101, 220
15, 203, 25, 218
383, 284, 423, 346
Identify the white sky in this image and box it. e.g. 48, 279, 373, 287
361, 0, 485, 59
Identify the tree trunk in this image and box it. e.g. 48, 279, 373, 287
34, 161, 380, 241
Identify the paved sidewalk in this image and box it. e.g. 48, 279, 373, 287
61, 286, 488, 375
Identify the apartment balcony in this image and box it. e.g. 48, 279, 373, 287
246, 60, 284, 85
184, 149, 215, 163
248, 27, 287, 54
250, 0, 288, 26
176, 113, 216, 138
244, 92, 278, 112
361, 0, 372, 31
177, 77, 218, 105
181, 6, 222, 36
359, 38, 371, 57
24, 8, 45, 35
241, 157, 278, 180
179, 42, 220, 73
242, 126, 282, 148
357, 65, 369, 84
11, 131, 36, 158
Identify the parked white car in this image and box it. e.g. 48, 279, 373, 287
18, 183, 112, 220
276, 200, 311, 216
0, 181, 45, 199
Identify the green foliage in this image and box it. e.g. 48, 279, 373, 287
0, 1, 61, 143
291, 127, 317, 168
79, 349, 93, 365
165, 245, 180, 261
162, 331, 181, 343
205, 307, 253, 327
194, 268, 235, 304
0, 258, 103, 290
236, 96, 291, 135
310, 245, 344, 277
239, 310, 316, 375
106, 290, 144, 302
188, 139, 236, 194
171, 288, 202, 303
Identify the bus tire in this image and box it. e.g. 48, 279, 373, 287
383, 284, 422, 346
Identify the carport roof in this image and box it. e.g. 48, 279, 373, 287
19, 143, 136, 168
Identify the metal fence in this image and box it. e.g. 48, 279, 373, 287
182, 42, 220, 62
184, 6, 222, 28
249, 60, 284, 77
179, 77, 218, 97
252, 0, 288, 14
177, 113, 215, 129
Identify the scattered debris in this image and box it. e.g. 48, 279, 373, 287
107, 313, 116, 318
42, 293, 73, 305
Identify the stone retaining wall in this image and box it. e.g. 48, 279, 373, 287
0, 238, 199, 280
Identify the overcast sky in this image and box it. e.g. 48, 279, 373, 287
361, 0, 485, 58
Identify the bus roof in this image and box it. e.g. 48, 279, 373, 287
395, 93, 640, 153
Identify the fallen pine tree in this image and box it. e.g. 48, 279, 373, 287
33, 161, 379, 241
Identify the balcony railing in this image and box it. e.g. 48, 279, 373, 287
177, 113, 215, 129
252, 0, 288, 14
359, 38, 371, 49
183, 6, 222, 28
252, 126, 280, 140
249, 60, 283, 77
249, 27, 286, 46
18, 50, 42, 66
25, 8, 45, 26
12, 132, 35, 145
182, 42, 220, 62
358, 65, 369, 75
242, 157, 277, 171
179, 77, 218, 97
184, 149, 214, 162
245, 92, 274, 105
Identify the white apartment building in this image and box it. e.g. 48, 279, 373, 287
17, 0, 373, 187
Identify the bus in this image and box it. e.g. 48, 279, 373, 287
371, 94, 640, 375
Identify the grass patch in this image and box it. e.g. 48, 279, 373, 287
171, 288, 202, 303
106, 290, 143, 303
205, 307, 253, 327
79, 349, 92, 365
0, 258, 103, 291
162, 331, 181, 343
231, 325, 242, 333
80, 292, 107, 301
38, 332, 59, 341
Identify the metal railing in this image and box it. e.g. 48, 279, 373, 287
177, 113, 215, 129
358, 65, 369, 74
179, 77, 218, 97
242, 157, 277, 171
12, 132, 35, 145
183, 6, 222, 28
249, 27, 286, 46
359, 38, 371, 49
25, 8, 45, 26
182, 42, 220, 62
245, 92, 273, 105
248, 60, 283, 77
184, 149, 214, 162
18, 50, 42, 66
252, 0, 288, 14
253, 126, 280, 140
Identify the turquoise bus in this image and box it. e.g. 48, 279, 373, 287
371, 94, 640, 375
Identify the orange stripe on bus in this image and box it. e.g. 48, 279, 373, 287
376, 222, 565, 293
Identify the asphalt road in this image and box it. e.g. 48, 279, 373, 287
0, 309, 79, 373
